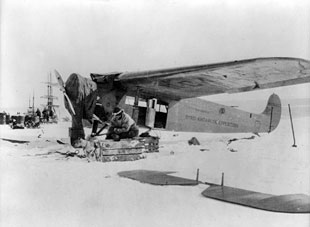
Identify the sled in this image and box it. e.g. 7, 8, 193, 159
86, 137, 159, 162
56, 136, 159, 162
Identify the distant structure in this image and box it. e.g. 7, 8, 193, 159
26, 93, 35, 116
41, 72, 59, 123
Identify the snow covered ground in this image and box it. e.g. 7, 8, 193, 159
0, 115, 309, 227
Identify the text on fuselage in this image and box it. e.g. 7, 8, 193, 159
185, 115, 239, 128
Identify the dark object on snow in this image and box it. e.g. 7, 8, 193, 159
227, 135, 255, 145
1, 138, 29, 144
56, 139, 70, 145
0, 113, 6, 125
143, 136, 159, 153
10, 119, 25, 129
202, 185, 310, 213
228, 148, 238, 152
118, 170, 198, 186
200, 148, 209, 152
24, 114, 40, 128
139, 131, 150, 137
188, 137, 200, 145
139, 132, 159, 152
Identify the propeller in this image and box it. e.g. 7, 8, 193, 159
54, 70, 76, 115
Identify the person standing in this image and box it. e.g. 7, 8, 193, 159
36, 108, 41, 122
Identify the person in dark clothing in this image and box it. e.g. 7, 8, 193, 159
49, 109, 54, 118
64, 73, 126, 146
42, 108, 49, 123
106, 107, 139, 141
36, 108, 41, 122
64, 73, 99, 146
33, 113, 40, 128
24, 115, 31, 128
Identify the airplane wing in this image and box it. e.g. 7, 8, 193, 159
94, 57, 310, 102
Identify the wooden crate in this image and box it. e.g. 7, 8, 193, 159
85, 137, 159, 162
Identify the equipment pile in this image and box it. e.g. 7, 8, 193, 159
75, 136, 159, 162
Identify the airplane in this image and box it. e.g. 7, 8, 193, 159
55, 57, 310, 145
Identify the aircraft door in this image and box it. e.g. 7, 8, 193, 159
146, 99, 157, 128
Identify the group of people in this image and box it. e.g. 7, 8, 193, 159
41, 108, 55, 123
23, 108, 56, 128
64, 73, 139, 146
24, 108, 42, 128
24, 113, 40, 128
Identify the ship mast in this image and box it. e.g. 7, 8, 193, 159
32, 91, 35, 115
41, 72, 59, 121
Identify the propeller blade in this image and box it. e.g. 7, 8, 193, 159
64, 93, 76, 116
54, 70, 76, 116
54, 70, 65, 92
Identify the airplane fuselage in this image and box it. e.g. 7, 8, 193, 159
118, 94, 281, 134
165, 95, 281, 133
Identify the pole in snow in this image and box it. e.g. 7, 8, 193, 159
221, 172, 224, 186
288, 104, 297, 148
196, 168, 200, 183
268, 107, 274, 133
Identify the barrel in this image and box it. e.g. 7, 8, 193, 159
17, 115, 24, 124
0, 113, 5, 125
5, 115, 10, 124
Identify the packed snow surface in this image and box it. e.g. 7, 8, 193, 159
1, 116, 309, 227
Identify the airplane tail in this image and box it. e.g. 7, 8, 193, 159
261, 93, 281, 132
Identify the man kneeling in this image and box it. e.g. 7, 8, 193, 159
106, 107, 139, 141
